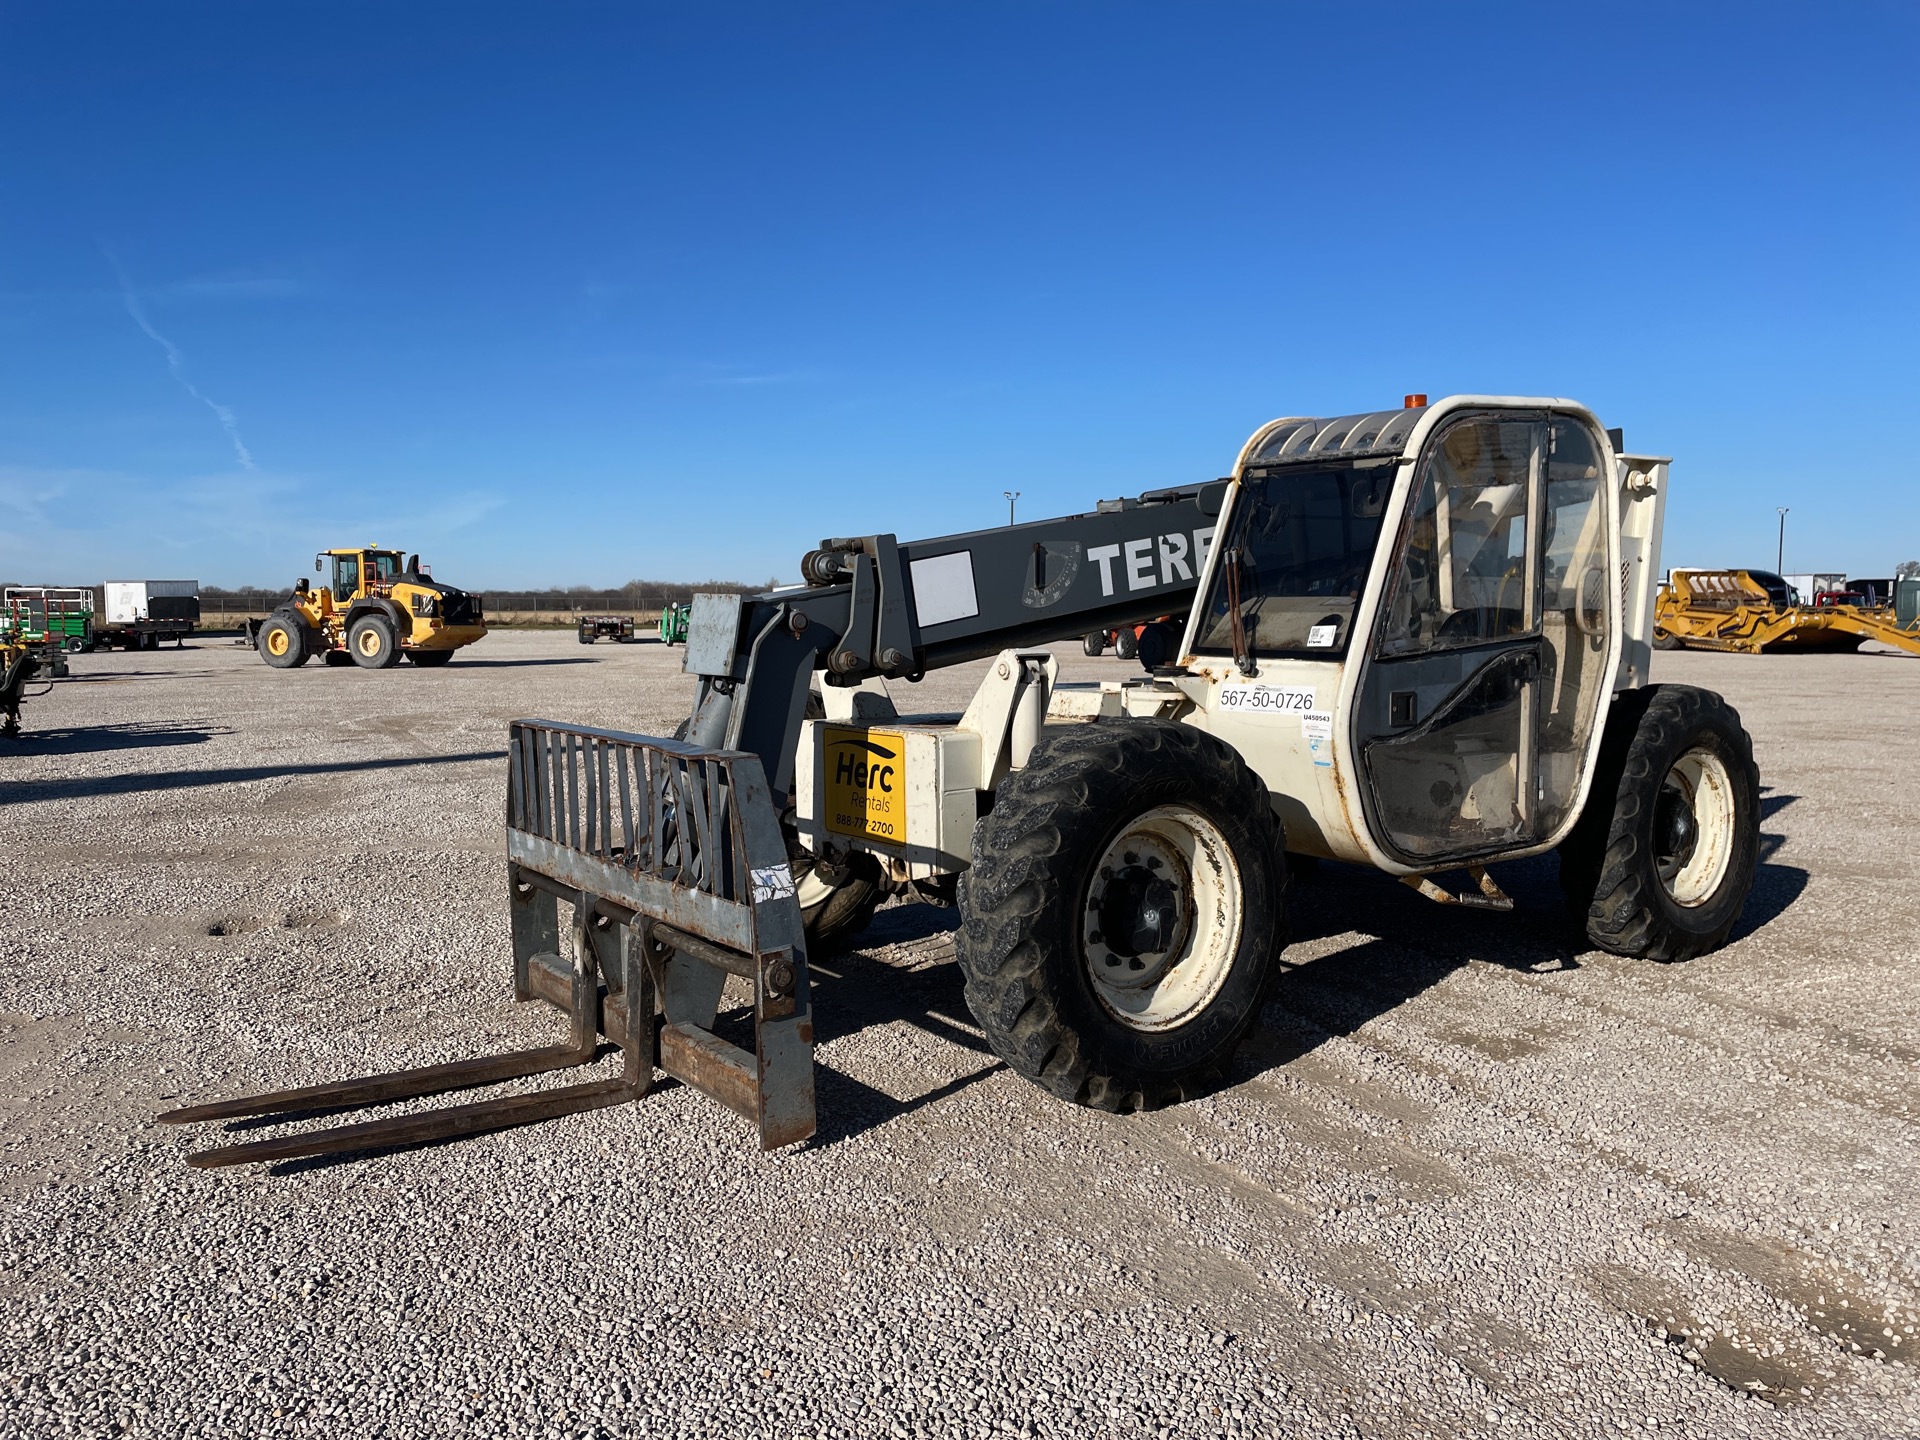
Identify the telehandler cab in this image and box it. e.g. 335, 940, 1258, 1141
253, 547, 487, 669
166, 396, 1762, 1165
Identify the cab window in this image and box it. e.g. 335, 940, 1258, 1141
1378, 418, 1537, 656
332, 555, 360, 603
1193, 463, 1392, 659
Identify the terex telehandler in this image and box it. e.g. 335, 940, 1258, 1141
164, 397, 1763, 1166
253, 547, 487, 669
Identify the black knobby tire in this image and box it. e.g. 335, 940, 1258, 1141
348, 614, 400, 669
409, 649, 455, 666
1082, 631, 1107, 658
1559, 684, 1760, 962
256, 614, 310, 669
1113, 629, 1139, 661
957, 719, 1287, 1111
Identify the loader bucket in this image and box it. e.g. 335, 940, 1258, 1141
158, 721, 815, 1166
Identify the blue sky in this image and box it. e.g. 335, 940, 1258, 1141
2, 2, 1915, 588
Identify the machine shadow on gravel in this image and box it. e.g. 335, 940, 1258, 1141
7, 720, 228, 755
1246, 821, 1812, 1082
431, 656, 599, 668
0, 749, 506, 804
1735, 788, 1807, 941
785, 903, 1008, 1148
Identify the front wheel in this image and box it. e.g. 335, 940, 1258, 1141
1651, 626, 1681, 651
1559, 685, 1760, 961
348, 615, 400, 669
958, 719, 1286, 1111
1113, 629, 1139, 661
1082, 631, 1107, 658
256, 614, 310, 669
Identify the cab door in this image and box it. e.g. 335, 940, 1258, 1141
1354, 412, 1612, 864
332, 553, 362, 604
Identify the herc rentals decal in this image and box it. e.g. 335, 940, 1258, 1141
823, 727, 906, 846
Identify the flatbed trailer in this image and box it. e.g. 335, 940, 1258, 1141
95, 581, 200, 650
577, 615, 638, 644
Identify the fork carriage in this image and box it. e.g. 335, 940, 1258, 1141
160, 721, 817, 1166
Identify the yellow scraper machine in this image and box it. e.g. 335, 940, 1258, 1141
1652, 569, 1920, 655
165, 397, 1768, 1165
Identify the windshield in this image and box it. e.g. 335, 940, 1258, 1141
1193, 463, 1392, 659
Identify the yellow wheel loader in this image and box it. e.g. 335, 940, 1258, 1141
254, 547, 487, 670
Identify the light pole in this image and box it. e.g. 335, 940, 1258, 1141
1004, 490, 1020, 526
1776, 507, 1788, 574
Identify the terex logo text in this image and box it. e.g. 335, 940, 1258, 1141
1086, 528, 1217, 596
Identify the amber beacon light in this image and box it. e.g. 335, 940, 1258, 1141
1403, 393, 1427, 408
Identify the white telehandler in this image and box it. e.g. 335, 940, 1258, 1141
164, 395, 1760, 1162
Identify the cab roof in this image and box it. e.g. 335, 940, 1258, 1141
1234, 396, 1619, 478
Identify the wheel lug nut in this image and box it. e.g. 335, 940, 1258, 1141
1123, 852, 1138, 865
1146, 856, 1162, 870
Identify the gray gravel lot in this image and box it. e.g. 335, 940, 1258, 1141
3, 628, 1918, 1439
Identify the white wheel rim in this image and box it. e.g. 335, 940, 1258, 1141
1081, 804, 1244, 1032
795, 868, 836, 910
1658, 747, 1736, 907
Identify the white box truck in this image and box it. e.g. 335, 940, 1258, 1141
96, 580, 200, 650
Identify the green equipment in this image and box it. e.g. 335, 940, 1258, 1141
2, 588, 93, 652
658, 602, 691, 646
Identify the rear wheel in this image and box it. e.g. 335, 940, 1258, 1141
1651, 626, 1681, 651
256, 614, 310, 669
1114, 629, 1139, 661
348, 615, 400, 669
1559, 684, 1759, 961
794, 851, 882, 950
408, 649, 455, 666
578, 629, 596, 645
958, 719, 1286, 1110
1082, 631, 1107, 657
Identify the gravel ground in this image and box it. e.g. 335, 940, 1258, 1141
2, 628, 1917, 1439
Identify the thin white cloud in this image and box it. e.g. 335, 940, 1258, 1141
104, 250, 258, 472
153, 272, 304, 303
679, 361, 827, 387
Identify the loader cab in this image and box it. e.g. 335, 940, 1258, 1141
318, 548, 406, 604
1194, 400, 1619, 870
